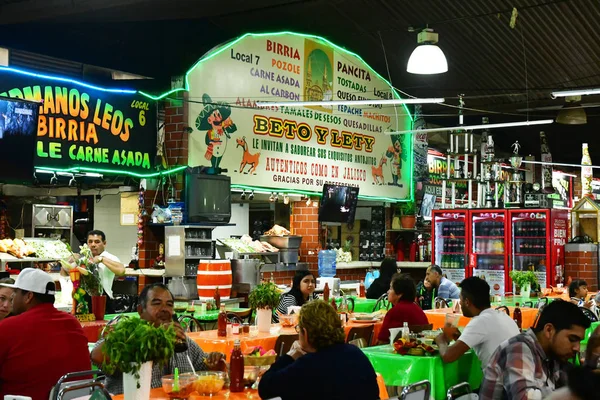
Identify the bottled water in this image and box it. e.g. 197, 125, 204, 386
318, 250, 337, 277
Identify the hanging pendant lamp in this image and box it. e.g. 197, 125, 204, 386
407, 28, 448, 75
556, 96, 587, 125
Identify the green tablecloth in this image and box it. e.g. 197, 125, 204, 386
334, 297, 378, 313
362, 345, 483, 400
103, 307, 250, 322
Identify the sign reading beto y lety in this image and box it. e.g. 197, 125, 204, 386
0, 68, 157, 174
187, 33, 413, 200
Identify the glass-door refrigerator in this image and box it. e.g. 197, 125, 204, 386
432, 210, 469, 286
508, 209, 569, 290
469, 210, 508, 296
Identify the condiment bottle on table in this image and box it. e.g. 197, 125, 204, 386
230, 339, 244, 392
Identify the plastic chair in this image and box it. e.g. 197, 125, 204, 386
580, 306, 599, 322
274, 334, 299, 356
226, 312, 244, 324
346, 325, 374, 346
100, 314, 128, 337
447, 382, 478, 400
522, 301, 534, 308
57, 382, 111, 400
435, 297, 450, 309
400, 380, 431, 400
229, 308, 252, 322
535, 297, 549, 309
49, 370, 106, 400
374, 293, 391, 312
179, 315, 204, 332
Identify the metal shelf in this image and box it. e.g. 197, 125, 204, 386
184, 239, 213, 243
33, 226, 71, 230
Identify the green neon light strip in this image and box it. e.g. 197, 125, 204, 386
140, 31, 413, 121
231, 184, 409, 203
34, 165, 187, 178
140, 31, 415, 202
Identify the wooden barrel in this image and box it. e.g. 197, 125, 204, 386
197, 260, 232, 300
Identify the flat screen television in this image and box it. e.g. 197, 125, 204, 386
184, 169, 231, 224
318, 184, 359, 225
0, 96, 39, 184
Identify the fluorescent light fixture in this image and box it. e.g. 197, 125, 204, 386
552, 88, 600, 98
386, 119, 554, 135
256, 98, 444, 107
407, 29, 448, 75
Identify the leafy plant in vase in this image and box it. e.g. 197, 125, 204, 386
249, 282, 281, 333
60, 244, 106, 320
399, 202, 416, 229
509, 270, 538, 298
101, 317, 176, 399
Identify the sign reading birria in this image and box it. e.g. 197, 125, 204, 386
0, 68, 157, 174
186, 33, 413, 200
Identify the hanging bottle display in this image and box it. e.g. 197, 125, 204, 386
412, 105, 429, 182
539, 132, 554, 193
581, 143, 593, 197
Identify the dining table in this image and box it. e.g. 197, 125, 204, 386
111, 374, 389, 399
80, 307, 251, 343
424, 306, 538, 330
189, 319, 384, 361
362, 345, 483, 400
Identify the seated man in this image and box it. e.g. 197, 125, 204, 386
426, 265, 460, 301
479, 300, 591, 400
259, 300, 379, 400
435, 277, 520, 367
92, 283, 225, 394
0, 268, 91, 400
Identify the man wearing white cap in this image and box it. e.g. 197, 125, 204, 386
0, 268, 91, 400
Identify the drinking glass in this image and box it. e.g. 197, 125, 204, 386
445, 312, 461, 328
579, 343, 587, 366
249, 325, 259, 337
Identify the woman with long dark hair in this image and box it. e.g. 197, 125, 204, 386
275, 270, 318, 322
366, 257, 398, 299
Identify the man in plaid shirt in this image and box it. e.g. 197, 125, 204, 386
479, 301, 590, 399
92, 283, 226, 394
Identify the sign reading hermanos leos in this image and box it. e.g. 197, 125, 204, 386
0, 68, 157, 174
187, 33, 413, 200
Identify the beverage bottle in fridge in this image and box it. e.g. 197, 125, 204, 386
513, 303, 522, 329
229, 339, 245, 392
217, 304, 227, 337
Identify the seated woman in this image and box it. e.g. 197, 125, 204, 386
0, 278, 15, 321
274, 270, 318, 322
366, 257, 398, 299
377, 274, 429, 344
259, 300, 379, 400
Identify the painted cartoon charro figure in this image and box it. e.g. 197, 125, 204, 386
386, 138, 403, 187
195, 93, 237, 168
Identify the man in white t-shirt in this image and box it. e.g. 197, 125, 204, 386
435, 276, 520, 368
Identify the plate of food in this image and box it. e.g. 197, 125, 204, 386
393, 338, 438, 356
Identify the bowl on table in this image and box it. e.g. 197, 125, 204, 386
192, 371, 226, 395
162, 372, 197, 399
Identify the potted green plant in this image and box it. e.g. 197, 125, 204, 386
101, 317, 176, 399
509, 270, 538, 298
399, 202, 416, 229
249, 282, 281, 333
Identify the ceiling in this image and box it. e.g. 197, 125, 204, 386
0, 0, 598, 166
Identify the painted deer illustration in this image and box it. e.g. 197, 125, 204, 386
371, 154, 387, 185
236, 136, 260, 174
